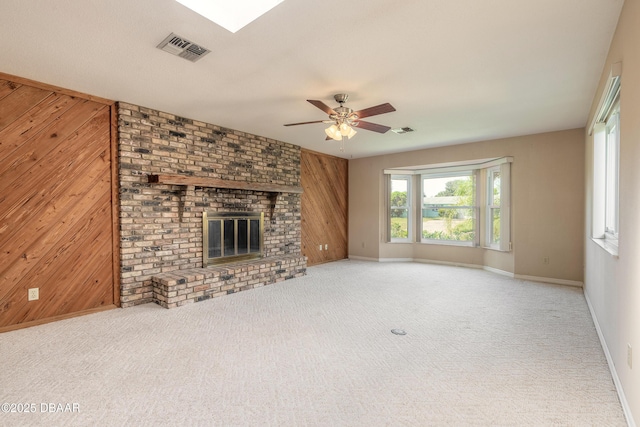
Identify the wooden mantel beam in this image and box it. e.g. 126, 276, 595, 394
147, 173, 303, 194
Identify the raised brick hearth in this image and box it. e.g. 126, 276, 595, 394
117, 102, 307, 307
152, 255, 306, 308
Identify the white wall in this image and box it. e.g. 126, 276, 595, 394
584, 0, 640, 423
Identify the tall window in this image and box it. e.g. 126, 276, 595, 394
487, 167, 501, 247
421, 172, 476, 244
591, 63, 620, 253
389, 175, 411, 242
484, 163, 511, 251
604, 101, 620, 241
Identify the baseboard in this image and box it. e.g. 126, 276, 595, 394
347, 255, 380, 262
349, 256, 515, 277
514, 274, 583, 287
348, 255, 484, 269
347, 256, 582, 288
584, 291, 636, 427
0, 305, 118, 334
347, 256, 415, 263
483, 266, 515, 277
413, 258, 483, 270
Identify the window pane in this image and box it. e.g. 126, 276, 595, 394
605, 110, 619, 236
491, 171, 501, 206
486, 168, 501, 248
423, 174, 473, 206
491, 208, 500, 244
422, 207, 475, 241
422, 174, 475, 242
391, 209, 409, 239
390, 175, 410, 240
391, 178, 409, 208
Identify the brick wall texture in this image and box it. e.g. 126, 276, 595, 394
117, 102, 305, 307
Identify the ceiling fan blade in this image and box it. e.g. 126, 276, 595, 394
353, 103, 396, 119
353, 120, 391, 134
283, 120, 327, 126
307, 100, 337, 115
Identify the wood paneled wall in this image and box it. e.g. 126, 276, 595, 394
301, 149, 348, 265
0, 74, 119, 331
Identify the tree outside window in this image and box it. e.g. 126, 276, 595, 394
421, 173, 476, 242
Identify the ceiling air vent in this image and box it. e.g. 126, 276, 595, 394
157, 33, 210, 63
391, 127, 415, 135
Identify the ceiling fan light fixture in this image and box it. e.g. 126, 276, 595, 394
325, 124, 342, 140
285, 94, 396, 149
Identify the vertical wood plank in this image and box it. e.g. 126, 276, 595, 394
0, 93, 81, 160
0, 75, 117, 329
301, 149, 348, 266
0, 79, 21, 101
0, 85, 53, 132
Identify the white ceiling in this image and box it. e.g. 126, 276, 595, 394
0, 0, 624, 159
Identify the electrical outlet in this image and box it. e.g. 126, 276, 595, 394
28, 288, 39, 301
325, 244, 328, 250
318, 245, 322, 251
361, 242, 365, 248
543, 256, 549, 265
628, 344, 633, 369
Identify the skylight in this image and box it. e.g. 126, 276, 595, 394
175, 0, 285, 33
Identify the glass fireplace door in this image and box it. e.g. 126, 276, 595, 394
203, 212, 264, 265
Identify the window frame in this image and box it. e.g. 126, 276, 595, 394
482, 162, 511, 252
486, 166, 501, 249
388, 174, 412, 243
590, 62, 621, 255
604, 100, 620, 243
420, 171, 478, 246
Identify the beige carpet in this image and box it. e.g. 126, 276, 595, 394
0, 260, 627, 426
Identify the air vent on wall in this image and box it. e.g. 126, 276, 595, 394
391, 127, 415, 134
157, 33, 210, 62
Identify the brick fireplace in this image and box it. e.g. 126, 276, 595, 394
117, 102, 307, 308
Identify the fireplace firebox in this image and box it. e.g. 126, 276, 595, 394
203, 212, 264, 266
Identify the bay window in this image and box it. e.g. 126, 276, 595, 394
385, 157, 511, 250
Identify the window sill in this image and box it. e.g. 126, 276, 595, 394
591, 238, 619, 258
420, 240, 475, 247
482, 245, 510, 253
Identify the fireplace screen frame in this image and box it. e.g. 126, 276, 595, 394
203, 211, 264, 266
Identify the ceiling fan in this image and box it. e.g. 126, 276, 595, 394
284, 94, 396, 146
